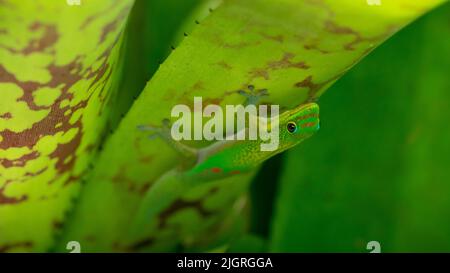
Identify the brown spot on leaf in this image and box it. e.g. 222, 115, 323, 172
53, 220, 64, 230
158, 199, 214, 229
249, 53, 309, 81
0, 65, 43, 111
192, 81, 205, 91
0, 151, 39, 168
111, 166, 149, 194
260, 33, 284, 43
100, 21, 119, 44
24, 167, 48, 177
125, 238, 155, 252
111, 167, 130, 184
0, 182, 28, 205
49, 125, 82, 174
268, 52, 310, 70
0, 242, 33, 253
325, 20, 392, 51
1, 22, 58, 55
202, 97, 223, 106
249, 68, 270, 80
295, 72, 345, 101
215, 61, 232, 70
325, 20, 356, 36
295, 75, 321, 93
80, 0, 123, 30
223, 40, 258, 49
214, 32, 261, 49
0, 112, 12, 119
139, 183, 151, 195
139, 155, 154, 164
325, 20, 362, 50
87, 62, 110, 89
22, 23, 58, 55
99, 5, 132, 44
304, 43, 330, 54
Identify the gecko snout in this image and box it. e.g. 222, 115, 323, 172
293, 103, 320, 134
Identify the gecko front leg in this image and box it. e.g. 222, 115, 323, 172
237, 85, 269, 107
138, 118, 198, 162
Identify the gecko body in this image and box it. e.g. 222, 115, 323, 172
129, 100, 320, 244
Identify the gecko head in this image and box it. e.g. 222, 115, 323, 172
281, 102, 320, 144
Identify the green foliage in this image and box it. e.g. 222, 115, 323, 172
0, 0, 447, 252
0, 0, 134, 252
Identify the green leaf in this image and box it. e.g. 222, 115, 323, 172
1, 0, 445, 253
108, 0, 211, 128
269, 2, 450, 252
0, 0, 134, 252
56, 0, 445, 252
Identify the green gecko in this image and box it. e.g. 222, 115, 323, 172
129, 87, 320, 242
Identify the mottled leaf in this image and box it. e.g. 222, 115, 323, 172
0, 0, 134, 252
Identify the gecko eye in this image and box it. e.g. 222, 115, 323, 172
287, 122, 297, 133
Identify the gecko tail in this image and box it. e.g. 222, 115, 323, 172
126, 170, 189, 244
